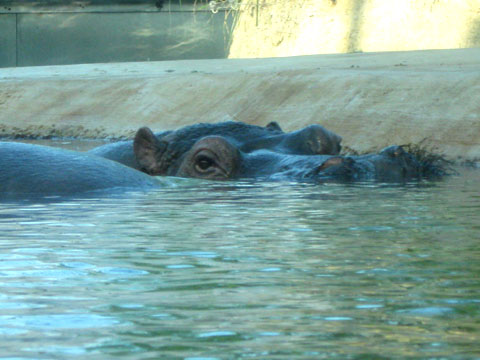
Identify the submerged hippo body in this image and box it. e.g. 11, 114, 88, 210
89, 121, 342, 170
134, 127, 429, 183
0, 142, 159, 199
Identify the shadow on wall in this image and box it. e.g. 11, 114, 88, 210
468, 17, 480, 47
1, 1, 233, 67
344, 0, 366, 53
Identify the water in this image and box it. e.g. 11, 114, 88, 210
0, 147, 479, 359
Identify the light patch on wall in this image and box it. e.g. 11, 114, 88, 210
132, 28, 156, 37
292, 2, 348, 55
228, 0, 480, 58
359, 0, 477, 51
56, 14, 86, 29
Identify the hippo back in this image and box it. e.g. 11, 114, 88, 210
88, 139, 139, 169
0, 142, 159, 199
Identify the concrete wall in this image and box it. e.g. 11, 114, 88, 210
0, 14, 17, 67
229, 0, 480, 58
0, 3, 232, 67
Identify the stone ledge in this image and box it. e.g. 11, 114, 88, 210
1, 48, 479, 162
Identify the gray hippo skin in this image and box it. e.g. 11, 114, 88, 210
134, 127, 430, 183
0, 142, 159, 200
88, 121, 342, 170
240, 124, 342, 155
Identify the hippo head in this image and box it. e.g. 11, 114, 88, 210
134, 127, 240, 180
134, 126, 340, 181
132, 121, 287, 174
134, 127, 428, 183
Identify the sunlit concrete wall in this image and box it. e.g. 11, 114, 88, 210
228, 0, 480, 58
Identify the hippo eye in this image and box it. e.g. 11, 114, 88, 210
195, 155, 215, 172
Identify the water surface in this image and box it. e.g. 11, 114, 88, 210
0, 158, 479, 359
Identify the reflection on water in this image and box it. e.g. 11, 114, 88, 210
0, 168, 479, 359
12, 138, 111, 151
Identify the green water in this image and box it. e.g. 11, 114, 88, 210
0, 167, 479, 359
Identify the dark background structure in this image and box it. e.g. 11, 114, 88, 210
0, 0, 232, 67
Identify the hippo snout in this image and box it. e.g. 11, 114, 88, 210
305, 156, 357, 181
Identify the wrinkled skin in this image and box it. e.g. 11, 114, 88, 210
89, 121, 342, 171
134, 127, 425, 183
0, 142, 159, 200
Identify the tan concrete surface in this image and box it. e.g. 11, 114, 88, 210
0, 48, 479, 162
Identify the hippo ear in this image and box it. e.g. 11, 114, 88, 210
392, 146, 406, 157
134, 127, 166, 175
333, 132, 342, 146
265, 121, 283, 132
326, 129, 342, 154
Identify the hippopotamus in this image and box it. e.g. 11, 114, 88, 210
89, 121, 342, 171
133, 127, 432, 183
0, 134, 442, 201
0, 142, 160, 200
